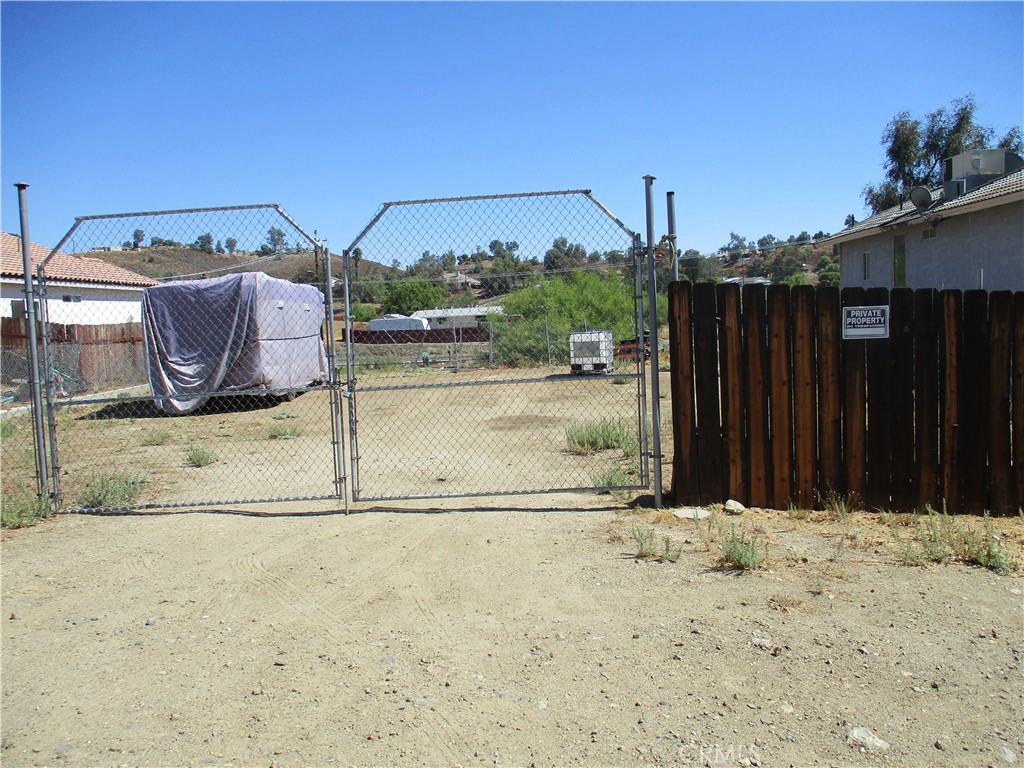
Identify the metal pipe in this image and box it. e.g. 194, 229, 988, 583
667, 191, 678, 283
643, 176, 664, 508
14, 182, 50, 500
322, 246, 348, 514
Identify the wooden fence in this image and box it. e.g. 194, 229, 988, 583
667, 282, 1023, 515
1, 318, 147, 395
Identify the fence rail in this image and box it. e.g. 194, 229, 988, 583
668, 282, 1023, 515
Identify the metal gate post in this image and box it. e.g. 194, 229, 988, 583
14, 182, 50, 501
321, 245, 348, 514
643, 175, 664, 508
667, 191, 679, 283
341, 248, 361, 501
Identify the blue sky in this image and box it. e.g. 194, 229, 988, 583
2, 1, 1022, 257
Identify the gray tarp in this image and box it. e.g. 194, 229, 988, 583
143, 272, 328, 415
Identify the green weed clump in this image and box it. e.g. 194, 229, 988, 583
267, 422, 302, 440
631, 525, 682, 563
0, 419, 17, 440
721, 524, 767, 571
185, 443, 218, 468
566, 418, 637, 456
140, 429, 170, 446
1, 485, 52, 528
889, 507, 1015, 575
78, 470, 150, 509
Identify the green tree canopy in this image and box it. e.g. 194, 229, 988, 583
380, 280, 445, 316
267, 227, 288, 253
543, 237, 587, 272
863, 94, 1023, 213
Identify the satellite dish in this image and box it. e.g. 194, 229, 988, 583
910, 186, 933, 212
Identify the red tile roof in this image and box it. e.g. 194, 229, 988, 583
0, 233, 156, 288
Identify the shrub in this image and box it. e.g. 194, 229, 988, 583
185, 443, 218, 468
140, 429, 170, 446
721, 525, 767, 570
267, 422, 302, 440
631, 525, 683, 563
1, 484, 51, 528
566, 418, 636, 455
78, 470, 150, 508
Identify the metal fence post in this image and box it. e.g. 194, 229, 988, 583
667, 191, 678, 283
644, 175, 664, 508
14, 182, 50, 501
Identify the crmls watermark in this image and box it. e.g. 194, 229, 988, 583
677, 741, 763, 765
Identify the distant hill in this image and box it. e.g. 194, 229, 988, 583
81, 245, 396, 285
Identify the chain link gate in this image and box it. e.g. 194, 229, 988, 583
28, 204, 346, 512
342, 190, 650, 501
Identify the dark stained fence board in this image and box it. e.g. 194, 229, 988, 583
960, 291, 990, 514
1013, 293, 1024, 513
888, 289, 916, 511
692, 283, 723, 504
987, 292, 1013, 515
864, 287, 892, 509
816, 287, 843, 498
718, 284, 746, 504
742, 284, 772, 508
841, 288, 867, 504
791, 286, 817, 509
668, 282, 699, 504
767, 286, 793, 507
942, 291, 962, 515
914, 289, 940, 511
666, 285, 1019, 514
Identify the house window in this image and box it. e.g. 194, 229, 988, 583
62, 295, 82, 303
922, 227, 937, 240
893, 235, 907, 288
862, 252, 871, 281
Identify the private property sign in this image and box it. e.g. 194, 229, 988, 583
842, 305, 889, 339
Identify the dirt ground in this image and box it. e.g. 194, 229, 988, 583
2, 495, 1022, 768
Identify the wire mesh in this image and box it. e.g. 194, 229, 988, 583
29, 205, 343, 511
343, 191, 648, 500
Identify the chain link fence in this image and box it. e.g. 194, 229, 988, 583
342, 190, 649, 500
6, 204, 345, 512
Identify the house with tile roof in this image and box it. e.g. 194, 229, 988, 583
825, 149, 1024, 291
1, 233, 157, 324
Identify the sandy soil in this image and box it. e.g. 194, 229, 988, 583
2, 497, 1022, 768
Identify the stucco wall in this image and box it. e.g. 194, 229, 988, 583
0, 281, 145, 324
840, 201, 1024, 291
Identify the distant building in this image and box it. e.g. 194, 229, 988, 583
411, 305, 505, 330
0, 233, 157, 324
825, 149, 1024, 291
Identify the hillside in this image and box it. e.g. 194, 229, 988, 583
82, 246, 394, 285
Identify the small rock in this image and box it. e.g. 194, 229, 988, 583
752, 637, 773, 649
998, 745, 1018, 764
673, 508, 710, 520
847, 727, 889, 752
8, 613, 17, 621
145, 617, 157, 627
724, 499, 746, 515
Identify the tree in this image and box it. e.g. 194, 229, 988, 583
380, 281, 445, 316
543, 237, 587, 272
816, 255, 841, 287
225, 237, 238, 255
266, 226, 287, 253
215, 240, 225, 254
719, 232, 750, 257
844, 214, 857, 228
195, 233, 214, 254
132, 229, 145, 249
351, 247, 362, 282
863, 95, 1023, 213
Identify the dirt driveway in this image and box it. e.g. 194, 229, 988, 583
2, 497, 1022, 768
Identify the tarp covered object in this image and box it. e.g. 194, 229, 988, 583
143, 272, 328, 415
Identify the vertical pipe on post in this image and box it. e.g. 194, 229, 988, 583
667, 191, 678, 283
644, 175, 664, 508
633, 233, 650, 485
322, 246, 348, 514
14, 183, 50, 500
